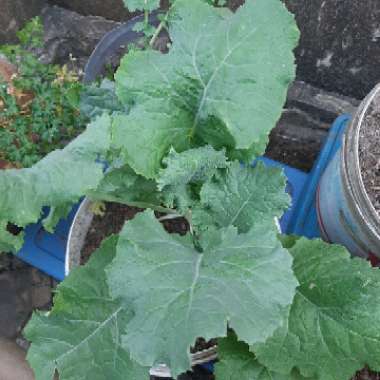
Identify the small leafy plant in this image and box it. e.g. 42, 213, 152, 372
0, 17, 86, 168
0, 1, 380, 379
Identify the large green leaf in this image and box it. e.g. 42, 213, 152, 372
254, 238, 380, 380
198, 161, 289, 233
111, 103, 192, 178
25, 236, 148, 380
107, 210, 298, 377
0, 114, 111, 251
115, 0, 298, 178
216, 334, 314, 380
122, 0, 160, 11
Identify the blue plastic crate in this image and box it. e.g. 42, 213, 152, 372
14, 115, 351, 281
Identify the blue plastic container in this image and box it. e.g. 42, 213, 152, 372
317, 85, 380, 259
261, 114, 350, 239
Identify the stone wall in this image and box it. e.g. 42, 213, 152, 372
48, 0, 135, 22
2, 0, 379, 99
0, 0, 46, 43
229, 0, 380, 100
286, 0, 380, 99
44, 0, 380, 99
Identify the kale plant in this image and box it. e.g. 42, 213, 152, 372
0, 1, 380, 379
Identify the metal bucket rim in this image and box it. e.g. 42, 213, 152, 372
64, 198, 94, 276
342, 83, 380, 247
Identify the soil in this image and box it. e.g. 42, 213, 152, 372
359, 92, 380, 216
353, 368, 380, 380
81, 202, 189, 264
81, 203, 142, 264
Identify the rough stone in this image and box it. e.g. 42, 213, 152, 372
0, 0, 46, 44
48, 0, 136, 21
286, 80, 359, 125
285, 0, 380, 99
266, 81, 359, 172
229, 0, 380, 100
0, 259, 53, 340
0, 339, 34, 380
39, 5, 120, 68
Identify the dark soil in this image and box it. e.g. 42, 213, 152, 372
177, 366, 214, 380
353, 368, 380, 380
359, 93, 380, 216
81, 203, 142, 264
81, 202, 189, 264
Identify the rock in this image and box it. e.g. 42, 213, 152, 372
0, 264, 53, 340
0, 274, 20, 339
266, 81, 359, 171
266, 108, 329, 172
286, 80, 359, 124
39, 5, 120, 68
285, 0, 380, 99
48, 0, 136, 21
0, 338, 34, 380
0, 0, 46, 44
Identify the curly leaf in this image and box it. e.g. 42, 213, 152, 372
254, 239, 380, 380
25, 236, 148, 380
158, 145, 227, 190
80, 79, 126, 120
42, 203, 73, 233
0, 114, 111, 251
216, 334, 313, 380
115, 0, 298, 178
158, 145, 227, 214
198, 161, 289, 233
88, 164, 161, 209
107, 210, 298, 377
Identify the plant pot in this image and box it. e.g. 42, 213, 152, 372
317, 83, 380, 258
65, 198, 218, 378
83, 12, 162, 83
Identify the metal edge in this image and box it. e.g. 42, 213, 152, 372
342, 83, 380, 251
83, 11, 161, 83
64, 198, 94, 276
149, 346, 218, 378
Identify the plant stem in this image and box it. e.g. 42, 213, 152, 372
149, 13, 169, 48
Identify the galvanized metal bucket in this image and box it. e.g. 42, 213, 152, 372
317, 84, 380, 258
